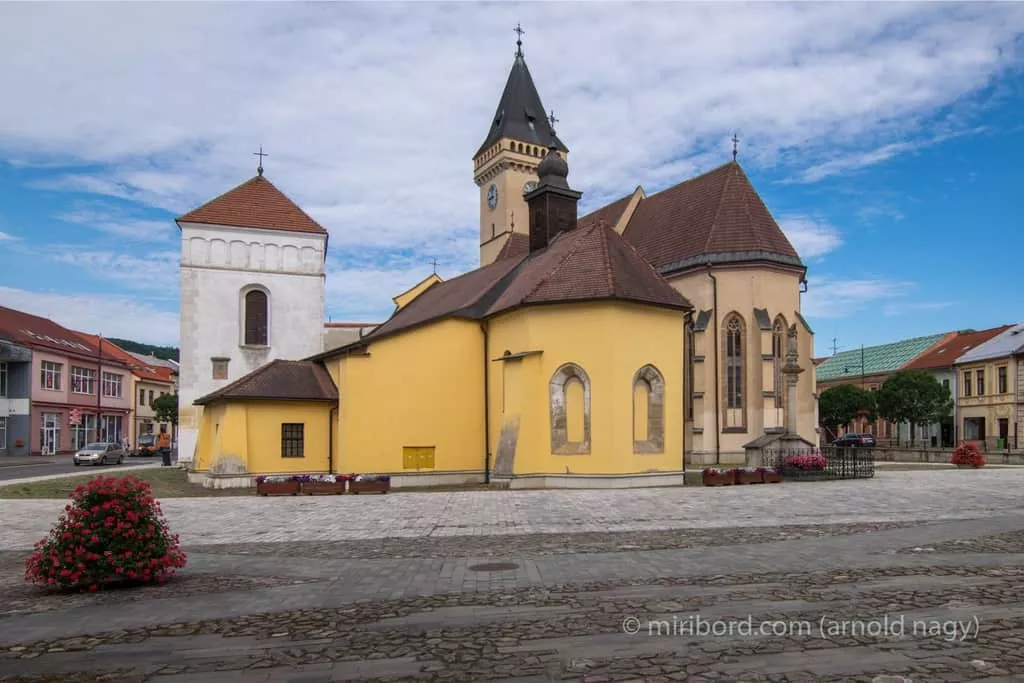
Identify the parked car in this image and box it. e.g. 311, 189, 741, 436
134, 434, 158, 457
74, 442, 126, 466
832, 433, 876, 448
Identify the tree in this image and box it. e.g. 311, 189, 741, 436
151, 393, 178, 446
875, 370, 953, 446
818, 383, 876, 441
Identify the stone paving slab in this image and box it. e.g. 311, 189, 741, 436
4, 468, 1024, 551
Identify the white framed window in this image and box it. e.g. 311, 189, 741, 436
101, 372, 123, 399
100, 415, 123, 442
40, 361, 62, 391
0, 361, 7, 397
70, 366, 97, 394
0, 416, 6, 449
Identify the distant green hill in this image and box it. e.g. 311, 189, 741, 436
107, 338, 179, 362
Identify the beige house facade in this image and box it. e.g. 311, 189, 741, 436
954, 323, 1024, 450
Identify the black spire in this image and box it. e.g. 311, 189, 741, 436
474, 30, 568, 159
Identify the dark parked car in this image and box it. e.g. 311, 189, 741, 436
832, 433, 876, 448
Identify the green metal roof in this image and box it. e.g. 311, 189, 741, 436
814, 333, 948, 383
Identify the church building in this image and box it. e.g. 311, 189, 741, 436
181, 38, 818, 488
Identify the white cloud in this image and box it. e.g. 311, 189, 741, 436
0, 3, 1022, 321
0, 286, 178, 345
0, 231, 17, 241
56, 207, 175, 242
778, 215, 844, 260
802, 277, 914, 319
49, 248, 179, 292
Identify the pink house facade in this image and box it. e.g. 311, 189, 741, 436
0, 306, 132, 455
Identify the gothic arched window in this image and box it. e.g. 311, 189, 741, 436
633, 365, 665, 453
772, 316, 787, 409
243, 288, 269, 346
723, 313, 746, 429
549, 363, 591, 454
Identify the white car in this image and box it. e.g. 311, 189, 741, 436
73, 442, 125, 466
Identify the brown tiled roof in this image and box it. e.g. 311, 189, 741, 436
579, 193, 633, 229
350, 256, 527, 344
487, 222, 692, 315
194, 359, 337, 405
76, 333, 174, 384
0, 305, 129, 365
495, 232, 529, 260
904, 326, 1014, 370
176, 175, 327, 235
618, 161, 801, 274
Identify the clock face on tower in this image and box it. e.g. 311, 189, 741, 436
487, 184, 498, 210
522, 181, 538, 195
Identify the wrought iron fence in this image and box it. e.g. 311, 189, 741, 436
761, 445, 875, 481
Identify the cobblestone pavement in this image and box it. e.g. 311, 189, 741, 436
4, 468, 1024, 551
2, 470, 1024, 681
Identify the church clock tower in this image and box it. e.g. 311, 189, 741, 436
474, 26, 568, 266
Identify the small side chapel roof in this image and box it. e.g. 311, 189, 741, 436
193, 359, 337, 405
176, 175, 327, 235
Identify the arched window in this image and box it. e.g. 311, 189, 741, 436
772, 316, 787, 409
549, 363, 591, 454
723, 313, 745, 429
633, 365, 665, 453
243, 288, 269, 346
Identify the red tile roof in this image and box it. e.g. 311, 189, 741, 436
487, 222, 692, 315
619, 161, 801, 274
75, 333, 175, 384
495, 232, 529, 260
195, 359, 337, 405
0, 305, 128, 365
176, 175, 327, 235
904, 326, 1015, 370
578, 192, 634, 230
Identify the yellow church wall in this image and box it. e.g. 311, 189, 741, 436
192, 400, 331, 474
487, 302, 685, 479
332, 318, 486, 477
670, 265, 819, 463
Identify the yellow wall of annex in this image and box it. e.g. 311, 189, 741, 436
193, 401, 331, 474
487, 302, 686, 476
332, 318, 485, 475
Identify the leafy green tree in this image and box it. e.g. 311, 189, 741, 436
818, 384, 876, 441
151, 393, 178, 446
875, 370, 953, 446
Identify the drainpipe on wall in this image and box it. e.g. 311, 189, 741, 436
683, 311, 693, 474
706, 264, 720, 465
480, 322, 491, 484
328, 405, 337, 474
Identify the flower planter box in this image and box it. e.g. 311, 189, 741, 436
702, 473, 733, 486
735, 471, 763, 485
762, 470, 783, 483
349, 480, 390, 494
256, 480, 300, 496
301, 481, 347, 495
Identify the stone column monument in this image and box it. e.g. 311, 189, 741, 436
781, 324, 804, 435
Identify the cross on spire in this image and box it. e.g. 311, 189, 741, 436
548, 110, 559, 135
731, 133, 740, 162
513, 23, 525, 57
429, 258, 440, 275
254, 145, 268, 176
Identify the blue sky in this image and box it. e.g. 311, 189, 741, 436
0, 2, 1022, 357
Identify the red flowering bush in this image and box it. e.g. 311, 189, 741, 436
25, 475, 186, 591
784, 453, 827, 471
951, 441, 985, 468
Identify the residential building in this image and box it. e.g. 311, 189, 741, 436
0, 306, 133, 454
0, 334, 33, 457
814, 333, 950, 443
954, 323, 1024, 450
903, 326, 1013, 446
127, 352, 180, 392
79, 336, 176, 449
